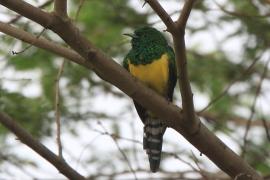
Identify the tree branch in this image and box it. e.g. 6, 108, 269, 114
173, 0, 197, 132
7, 0, 54, 24
0, 112, 86, 180
54, 0, 67, 17
242, 59, 270, 156
55, 60, 65, 159
176, 0, 197, 30
0, 0, 262, 178
145, 0, 177, 33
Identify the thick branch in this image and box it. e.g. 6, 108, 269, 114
0, 112, 86, 180
0, 0, 262, 179
54, 0, 67, 17
8, 0, 54, 24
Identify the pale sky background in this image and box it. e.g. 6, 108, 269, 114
0, 0, 269, 179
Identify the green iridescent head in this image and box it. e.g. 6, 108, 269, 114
123, 27, 171, 65
125, 27, 167, 49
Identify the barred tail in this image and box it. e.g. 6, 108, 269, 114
143, 118, 166, 172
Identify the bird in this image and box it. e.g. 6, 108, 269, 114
123, 26, 177, 172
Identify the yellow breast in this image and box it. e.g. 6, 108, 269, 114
128, 53, 169, 95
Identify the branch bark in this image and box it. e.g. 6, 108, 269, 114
173, 0, 197, 132
0, 0, 262, 179
54, 0, 67, 17
0, 112, 86, 180
145, 0, 177, 33
176, 0, 196, 29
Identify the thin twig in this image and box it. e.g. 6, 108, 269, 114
12, 28, 46, 55
75, 133, 103, 171
75, 0, 86, 21
176, 0, 197, 30
261, 117, 270, 142
131, 119, 140, 170
214, 0, 270, 18
167, 152, 199, 173
55, 59, 66, 158
0, 152, 37, 179
199, 53, 262, 113
88, 168, 197, 180
7, 0, 54, 24
242, 59, 270, 157
144, 0, 177, 33
97, 121, 138, 180
191, 151, 208, 180
90, 127, 142, 144
198, 110, 270, 127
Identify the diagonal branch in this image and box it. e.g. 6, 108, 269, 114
199, 52, 262, 113
262, 117, 270, 142
98, 121, 138, 180
0, 112, 86, 180
145, 0, 176, 33
176, 0, 197, 30
7, 0, 54, 24
55, 60, 66, 159
173, 0, 197, 131
242, 59, 270, 156
12, 27, 47, 55
54, 0, 67, 17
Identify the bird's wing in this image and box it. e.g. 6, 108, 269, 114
123, 53, 147, 124
167, 46, 177, 101
133, 101, 147, 124
123, 54, 130, 71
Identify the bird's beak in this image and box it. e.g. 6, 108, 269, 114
123, 33, 138, 39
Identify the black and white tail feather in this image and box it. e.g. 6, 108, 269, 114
143, 116, 166, 172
